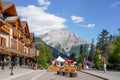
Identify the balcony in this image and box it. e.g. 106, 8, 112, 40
22, 37, 30, 47
0, 45, 10, 55
27, 43, 33, 48
12, 28, 19, 38
18, 34, 23, 40
0, 44, 34, 58
21, 36, 25, 43
25, 39, 29, 46
0, 23, 10, 34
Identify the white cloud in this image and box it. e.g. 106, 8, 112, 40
82, 24, 95, 28
38, 0, 50, 6
71, 16, 84, 23
111, 1, 120, 7
37, 0, 51, 10
71, 15, 95, 28
17, 0, 67, 36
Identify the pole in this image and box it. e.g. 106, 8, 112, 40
10, 62, 14, 75
10, 65, 13, 75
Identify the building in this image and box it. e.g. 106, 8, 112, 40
0, 0, 35, 69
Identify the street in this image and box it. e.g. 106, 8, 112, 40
1, 68, 120, 80
12, 70, 102, 80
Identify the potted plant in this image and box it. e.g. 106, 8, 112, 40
57, 68, 63, 75
62, 69, 69, 76
69, 70, 77, 77
78, 63, 82, 71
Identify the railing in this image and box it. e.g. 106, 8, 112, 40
0, 45, 34, 58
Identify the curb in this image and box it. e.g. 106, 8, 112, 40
81, 70, 109, 80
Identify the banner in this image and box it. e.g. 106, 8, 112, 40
36, 50, 40, 56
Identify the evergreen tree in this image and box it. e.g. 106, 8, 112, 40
37, 50, 48, 69
79, 44, 89, 66
88, 39, 95, 61
35, 42, 52, 69
108, 29, 120, 65
77, 54, 83, 64
80, 45, 83, 54
69, 53, 76, 61
93, 49, 102, 69
97, 29, 110, 64
45, 46, 52, 65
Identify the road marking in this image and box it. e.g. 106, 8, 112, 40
30, 71, 45, 80
1, 70, 36, 80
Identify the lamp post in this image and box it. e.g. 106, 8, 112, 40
10, 66, 13, 75
10, 63, 13, 75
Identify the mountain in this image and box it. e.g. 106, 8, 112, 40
39, 28, 87, 56
35, 37, 68, 59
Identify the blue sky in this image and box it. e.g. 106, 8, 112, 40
3, 0, 120, 43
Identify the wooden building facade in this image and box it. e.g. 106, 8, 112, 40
0, 0, 35, 68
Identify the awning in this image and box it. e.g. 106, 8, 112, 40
65, 59, 73, 63
53, 56, 65, 62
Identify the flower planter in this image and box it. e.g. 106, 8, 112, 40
79, 67, 83, 71
78, 63, 83, 71
57, 70, 63, 75
69, 72, 77, 77
62, 71, 69, 76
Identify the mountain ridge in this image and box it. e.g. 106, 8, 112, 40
35, 37, 68, 59
38, 28, 87, 55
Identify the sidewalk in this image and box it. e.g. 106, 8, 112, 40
0, 68, 35, 80
1, 68, 120, 80
81, 69, 120, 80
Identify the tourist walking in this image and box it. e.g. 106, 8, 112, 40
1, 61, 4, 70
104, 63, 106, 73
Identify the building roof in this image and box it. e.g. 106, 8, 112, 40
21, 21, 27, 28
0, 18, 5, 24
21, 21, 30, 37
30, 33, 35, 42
5, 16, 19, 23
30, 33, 34, 38
2, 2, 17, 16
2, 2, 14, 11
